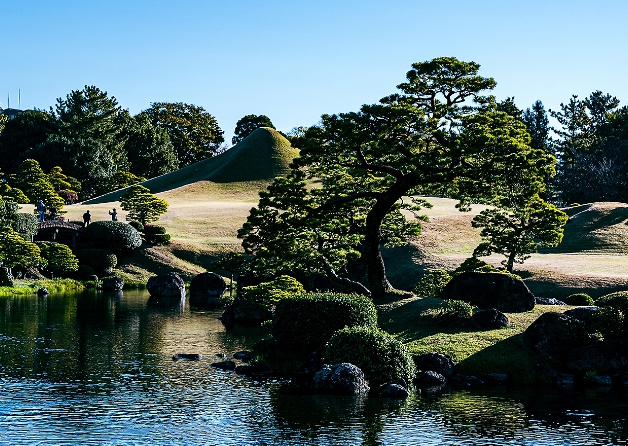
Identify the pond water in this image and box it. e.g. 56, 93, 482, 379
1, 290, 627, 445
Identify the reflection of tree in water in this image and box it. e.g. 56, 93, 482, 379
269, 386, 409, 445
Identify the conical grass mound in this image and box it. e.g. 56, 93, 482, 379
85, 128, 298, 204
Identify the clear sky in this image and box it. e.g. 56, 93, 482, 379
2, 0, 627, 143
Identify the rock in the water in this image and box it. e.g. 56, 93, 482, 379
522, 312, 598, 360
0, 267, 14, 287
222, 299, 273, 324
37, 287, 49, 296
313, 363, 369, 395
189, 272, 227, 307
172, 353, 202, 361
473, 308, 509, 329
440, 271, 535, 313
212, 360, 237, 371
413, 352, 458, 377
147, 274, 185, 298
583, 374, 613, 387
415, 370, 447, 386
485, 373, 508, 385
379, 383, 410, 398
233, 351, 254, 362
102, 276, 124, 291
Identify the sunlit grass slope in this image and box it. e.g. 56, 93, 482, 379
85, 127, 298, 204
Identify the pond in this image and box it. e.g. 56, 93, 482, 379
0, 290, 627, 445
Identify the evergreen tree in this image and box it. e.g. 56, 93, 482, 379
120, 185, 169, 226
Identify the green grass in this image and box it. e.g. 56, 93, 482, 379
0, 278, 84, 295
377, 296, 570, 384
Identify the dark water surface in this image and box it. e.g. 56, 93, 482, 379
1, 290, 627, 445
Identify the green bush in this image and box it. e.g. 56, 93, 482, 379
143, 225, 167, 235
128, 221, 143, 232
145, 233, 171, 245
272, 293, 377, 352
83, 221, 142, 254
564, 293, 594, 306
425, 299, 475, 325
596, 291, 628, 314
76, 249, 117, 276
594, 291, 628, 338
240, 275, 305, 309
413, 269, 452, 297
36, 242, 79, 276
76, 265, 95, 280
324, 327, 416, 386
12, 213, 38, 238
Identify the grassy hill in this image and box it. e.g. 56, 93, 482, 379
85, 127, 298, 204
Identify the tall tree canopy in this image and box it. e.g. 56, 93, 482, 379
239, 57, 556, 297
142, 102, 224, 167
0, 110, 57, 173
232, 114, 275, 145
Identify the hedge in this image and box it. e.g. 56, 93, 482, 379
83, 221, 142, 254
324, 326, 416, 386
76, 249, 117, 275
272, 292, 377, 352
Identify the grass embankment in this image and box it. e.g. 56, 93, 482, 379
0, 278, 84, 296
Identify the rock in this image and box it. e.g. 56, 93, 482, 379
233, 351, 254, 362
555, 373, 575, 387
582, 374, 613, 387
37, 287, 49, 296
0, 267, 14, 287
379, 383, 410, 398
146, 274, 185, 298
415, 370, 447, 386
473, 308, 509, 329
564, 306, 599, 325
440, 271, 535, 313
484, 373, 508, 385
189, 272, 227, 307
562, 339, 628, 374
536, 296, 566, 306
313, 363, 369, 395
413, 352, 458, 377
172, 353, 202, 361
102, 276, 124, 291
212, 360, 237, 371
522, 312, 598, 360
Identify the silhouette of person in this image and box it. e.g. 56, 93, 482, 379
109, 208, 118, 221
49, 205, 58, 220
83, 210, 91, 227
37, 200, 46, 222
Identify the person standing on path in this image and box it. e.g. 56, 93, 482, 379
109, 208, 118, 221
83, 210, 91, 227
37, 200, 46, 222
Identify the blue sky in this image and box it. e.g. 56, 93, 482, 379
2, 0, 627, 143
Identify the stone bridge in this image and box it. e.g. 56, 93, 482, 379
36, 220, 84, 251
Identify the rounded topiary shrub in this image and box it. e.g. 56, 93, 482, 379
324, 327, 416, 386
128, 221, 144, 232
596, 291, 628, 313
83, 221, 142, 254
272, 293, 378, 352
76, 264, 95, 280
594, 291, 628, 338
240, 275, 305, 309
413, 269, 452, 297
145, 233, 171, 245
564, 293, 594, 306
76, 249, 117, 276
143, 225, 167, 235
36, 241, 79, 276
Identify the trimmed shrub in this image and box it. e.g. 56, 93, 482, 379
83, 221, 142, 254
564, 293, 594, 306
76, 265, 95, 280
324, 327, 416, 386
413, 269, 452, 297
12, 213, 38, 238
596, 291, 628, 314
143, 225, 167, 235
128, 220, 143, 232
424, 299, 475, 326
76, 249, 117, 276
36, 242, 79, 276
593, 291, 628, 338
272, 293, 378, 352
145, 233, 171, 245
240, 275, 305, 309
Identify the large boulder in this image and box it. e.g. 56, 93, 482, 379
413, 352, 458, 377
522, 312, 598, 360
440, 271, 535, 312
473, 308, 509, 329
189, 272, 227, 307
562, 339, 628, 374
313, 363, 369, 395
146, 274, 185, 298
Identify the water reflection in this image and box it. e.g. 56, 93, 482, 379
0, 290, 627, 445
